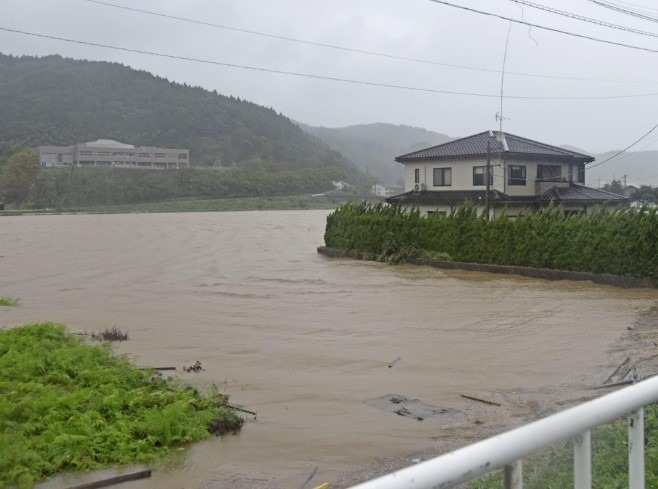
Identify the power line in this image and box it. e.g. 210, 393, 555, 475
82, 0, 658, 86
505, 0, 658, 38
608, 0, 658, 15
587, 124, 658, 168
426, 0, 658, 54
590, 0, 658, 23
3, 25, 658, 100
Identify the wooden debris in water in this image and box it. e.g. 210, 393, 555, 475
602, 357, 630, 385
388, 357, 401, 368
65, 469, 151, 489
299, 466, 319, 489
460, 394, 502, 407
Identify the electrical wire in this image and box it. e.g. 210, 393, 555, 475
506, 0, 658, 38
82, 0, 658, 86
587, 124, 658, 168
4, 25, 658, 100
426, 0, 658, 54
589, 0, 658, 23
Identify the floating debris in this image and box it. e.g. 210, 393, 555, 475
91, 327, 128, 342
183, 360, 204, 373
366, 394, 456, 420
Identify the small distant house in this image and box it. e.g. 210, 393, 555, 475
386, 130, 627, 217
332, 180, 350, 191
371, 184, 387, 197
371, 183, 403, 197
37, 139, 189, 170
623, 185, 638, 198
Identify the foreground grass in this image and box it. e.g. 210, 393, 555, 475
0, 296, 19, 307
0, 323, 243, 489
467, 406, 658, 488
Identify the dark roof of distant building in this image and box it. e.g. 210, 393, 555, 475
395, 131, 594, 164
83, 139, 134, 148
385, 184, 626, 206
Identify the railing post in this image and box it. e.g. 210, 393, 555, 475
573, 430, 591, 489
504, 460, 523, 489
629, 408, 645, 489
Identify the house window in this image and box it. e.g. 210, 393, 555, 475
508, 165, 526, 186
537, 164, 562, 182
569, 163, 585, 183
178, 153, 188, 159
433, 168, 452, 187
473, 166, 493, 186
414, 168, 420, 184
79, 151, 94, 156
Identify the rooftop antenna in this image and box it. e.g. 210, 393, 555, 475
498, 20, 513, 134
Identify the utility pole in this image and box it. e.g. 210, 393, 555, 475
484, 137, 491, 221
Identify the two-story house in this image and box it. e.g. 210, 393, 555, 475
386, 130, 627, 217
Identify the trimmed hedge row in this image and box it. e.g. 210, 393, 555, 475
323, 202, 658, 280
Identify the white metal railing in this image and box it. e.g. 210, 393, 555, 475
349, 375, 658, 489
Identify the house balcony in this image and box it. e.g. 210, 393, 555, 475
536, 178, 569, 196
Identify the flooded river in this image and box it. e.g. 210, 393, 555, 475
2, 210, 657, 488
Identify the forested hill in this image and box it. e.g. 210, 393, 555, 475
0, 53, 361, 178
300, 123, 452, 185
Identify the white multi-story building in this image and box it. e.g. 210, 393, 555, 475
37, 139, 189, 170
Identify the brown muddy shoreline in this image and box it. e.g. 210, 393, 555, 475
329, 305, 658, 489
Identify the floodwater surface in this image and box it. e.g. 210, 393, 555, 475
1, 210, 657, 488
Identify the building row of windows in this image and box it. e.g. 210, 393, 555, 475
76, 161, 182, 168
414, 164, 585, 187
77, 151, 187, 159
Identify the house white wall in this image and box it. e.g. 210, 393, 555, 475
404, 157, 585, 196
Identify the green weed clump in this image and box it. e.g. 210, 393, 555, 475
0, 323, 243, 488
324, 202, 658, 279
0, 296, 20, 307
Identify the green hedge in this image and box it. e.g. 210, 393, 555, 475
323, 203, 658, 279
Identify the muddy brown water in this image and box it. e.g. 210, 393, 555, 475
2, 210, 657, 488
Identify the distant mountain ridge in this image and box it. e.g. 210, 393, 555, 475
0, 52, 364, 182
299, 123, 452, 185
587, 150, 658, 188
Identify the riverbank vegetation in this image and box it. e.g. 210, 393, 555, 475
323, 203, 658, 280
468, 406, 658, 488
0, 296, 20, 307
0, 323, 243, 489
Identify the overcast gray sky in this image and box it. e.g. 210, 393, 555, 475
3, 0, 658, 155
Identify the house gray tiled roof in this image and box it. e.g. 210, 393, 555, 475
386, 184, 627, 207
539, 184, 627, 203
395, 131, 594, 163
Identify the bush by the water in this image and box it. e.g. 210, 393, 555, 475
323, 202, 658, 279
0, 323, 243, 488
